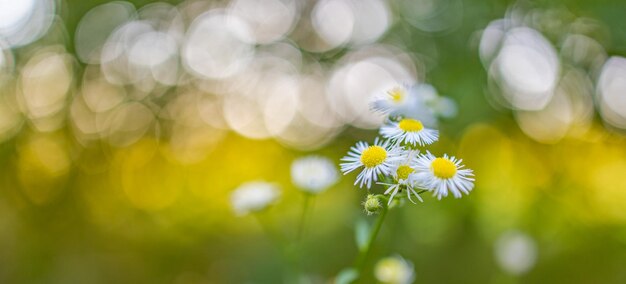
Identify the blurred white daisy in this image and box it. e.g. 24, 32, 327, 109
291, 155, 338, 194
374, 255, 415, 284
413, 152, 474, 200
340, 138, 403, 188
371, 85, 414, 114
380, 118, 438, 147
378, 150, 423, 205
494, 230, 538, 276
231, 181, 280, 216
371, 84, 439, 127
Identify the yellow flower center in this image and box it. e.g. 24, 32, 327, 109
431, 157, 457, 179
396, 165, 414, 180
398, 118, 424, 132
388, 87, 405, 103
360, 146, 387, 168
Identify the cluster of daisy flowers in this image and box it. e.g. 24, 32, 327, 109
341, 84, 474, 207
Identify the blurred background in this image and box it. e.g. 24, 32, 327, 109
1, 0, 626, 283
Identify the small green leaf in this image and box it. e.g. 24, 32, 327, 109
335, 268, 359, 284
355, 218, 370, 251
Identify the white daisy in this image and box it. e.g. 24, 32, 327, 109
374, 255, 415, 284
291, 155, 338, 194
494, 230, 538, 276
413, 152, 474, 200
340, 138, 402, 189
378, 150, 423, 205
371, 85, 415, 114
230, 181, 280, 216
380, 118, 439, 147
371, 84, 438, 127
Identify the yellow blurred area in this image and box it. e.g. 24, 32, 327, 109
16, 132, 71, 205
69, 135, 298, 235
460, 124, 546, 237
8, 120, 626, 234
459, 122, 626, 238
10, 119, 626, 240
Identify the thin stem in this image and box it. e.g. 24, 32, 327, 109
296, 193, 314, 242
253, 213, 284, 246
353, 204, 389, 277
293, 193, 315, 282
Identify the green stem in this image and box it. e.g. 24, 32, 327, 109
293, 193, 315, 282
353, 204, 389, 278
297, 193, 313, 242
253, 214, 284, 246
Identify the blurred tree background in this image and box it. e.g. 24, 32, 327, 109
1, 0, 626, 283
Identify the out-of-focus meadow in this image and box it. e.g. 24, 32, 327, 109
1, 0, 626, 283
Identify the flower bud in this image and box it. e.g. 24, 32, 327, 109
363, 194, 382, 215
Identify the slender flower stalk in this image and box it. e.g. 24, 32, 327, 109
347, 187, 431, 283
354, 200, 389, 276
252, 213, 285, 246
296, 193, 313, 242
293, 193, 315, 282
290, 155, 337, 281
291, 155, 337, 241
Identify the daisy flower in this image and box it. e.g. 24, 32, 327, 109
378, 150, 423, 205
374, 255, 415, 284
230, 181, 280, 216
371, 84, 438, 127
413, 152, 474, 200
340, 138, 402, 189
495, 230, 538, 276
371, 85, 414, 114
380, 118, 439, 147
291, 155, 338, 194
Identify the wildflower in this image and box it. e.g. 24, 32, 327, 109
340, 138, 402, 188
363, 194, 383, 215
413, 152, 474, 200
378, 150, 423, 205
371, 84, 438, 127
380, 118, 438, 147
494, 230, 537, 276
371, 85, 415, 115
230, 181, 280, 216
374, 255, 415, 284
291, 155, 338, 194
